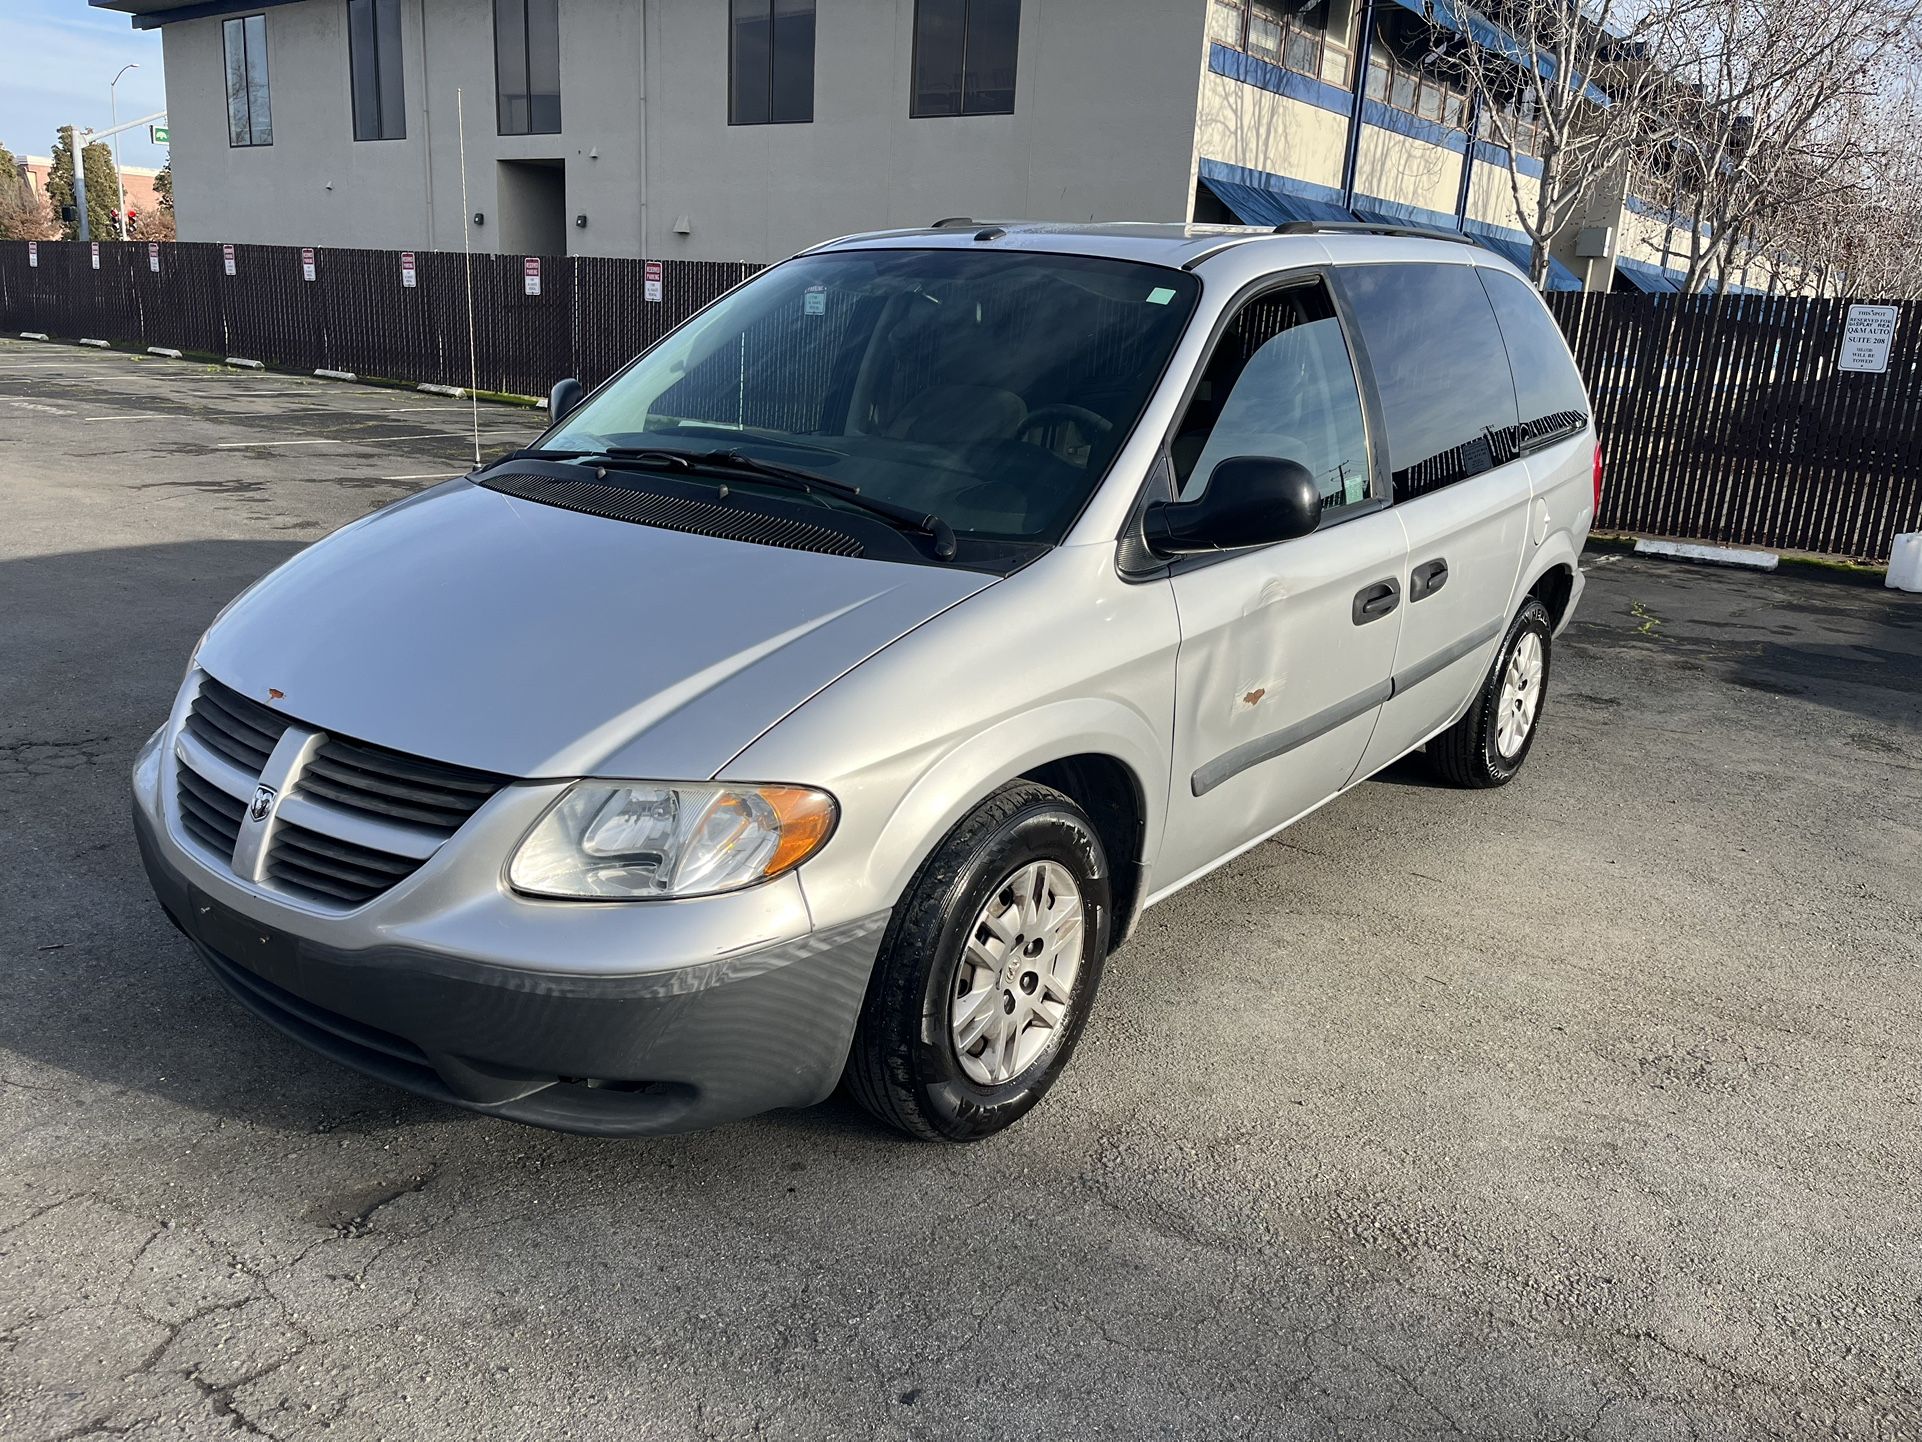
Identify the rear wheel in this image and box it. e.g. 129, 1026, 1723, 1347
844, 782, 1111, 1142
1425, 598, 1553, 788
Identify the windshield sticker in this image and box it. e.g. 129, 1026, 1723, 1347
1145, 287, 1177, 305
804, 287, 827, 316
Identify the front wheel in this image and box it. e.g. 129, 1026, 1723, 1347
844, 782, 1111, 1143
1424, 598, 1554, 788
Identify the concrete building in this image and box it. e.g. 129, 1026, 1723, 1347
89, 0, 1789, 290
16, 155, 164, 228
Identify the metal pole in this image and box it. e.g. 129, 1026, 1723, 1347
111, 64, 139, 240
1454, 90, 1482, 228
73, 131, 90, 244
1339, 0, 1378, 210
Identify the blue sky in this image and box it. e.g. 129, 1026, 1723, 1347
1, 1, 169, 170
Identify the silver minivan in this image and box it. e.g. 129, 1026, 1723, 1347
133, 221, 1594, 1142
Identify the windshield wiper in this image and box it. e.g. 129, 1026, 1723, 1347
488, 445, 958, 560
610, 446, 958, 560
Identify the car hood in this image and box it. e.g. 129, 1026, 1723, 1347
194, 479, 995, 779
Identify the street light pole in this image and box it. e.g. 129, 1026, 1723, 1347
110, 63, 139, 240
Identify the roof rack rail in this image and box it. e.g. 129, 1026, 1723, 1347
1273, 220, 1478, 247
930, 216, 977, 228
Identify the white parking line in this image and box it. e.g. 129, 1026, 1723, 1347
210, 430, 481, 449
84, 413, 173, 422
380, 472, 459, 481
211, 438, 342, 448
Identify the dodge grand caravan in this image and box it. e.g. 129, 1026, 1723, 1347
133, 221, 1594, 1142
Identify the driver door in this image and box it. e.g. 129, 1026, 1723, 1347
1154, 276, 1408, 894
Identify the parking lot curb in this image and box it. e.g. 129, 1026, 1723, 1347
79, 338, 110, 349
148, 347, 183, 359
417, 383, 467, 398
20, 331, 50, 341
226, 357, 266, 370
315, 369, 359, 382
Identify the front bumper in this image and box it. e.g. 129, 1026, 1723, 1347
132, 728, 887, 1136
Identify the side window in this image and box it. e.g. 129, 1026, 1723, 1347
1337, 261, 1520, 500
348, 0, 406, 142
1479, 268, 1590, 447
223, 14, 273, 148
730, 0, 816, 126
1170, 281, 1373, 516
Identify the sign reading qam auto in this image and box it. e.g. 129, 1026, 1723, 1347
400, 251, 417, 288
1839, 303, 1898, 373
644, 259, 663, 304
301, 248, 317, 282
148, 242, 160, 273
223, 243, 236, 276
524, 256, 541, 296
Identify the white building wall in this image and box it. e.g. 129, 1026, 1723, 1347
163, 0, 1208, 263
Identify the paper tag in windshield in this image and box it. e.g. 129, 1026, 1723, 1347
1146, 287, 1177, 305
804, 287, 827, 316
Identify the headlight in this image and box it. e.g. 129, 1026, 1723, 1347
508, 782, 837, 900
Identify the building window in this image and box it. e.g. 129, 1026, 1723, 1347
1212, 1, 1356, 90
729, 0, 815, 125
348, 0, 405, 141
1365, 17, 1476, 140
911, 0, 1020, 117
495, 0, 561, 136
223, 14, 273, 147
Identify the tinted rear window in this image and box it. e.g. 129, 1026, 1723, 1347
1479, 267, 1590, 446
1337, 261, 1519, 499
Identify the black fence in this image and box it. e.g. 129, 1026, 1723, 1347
2, 241, 1917, 560
0, 240, 754, 396
1548, 291, 1920, 562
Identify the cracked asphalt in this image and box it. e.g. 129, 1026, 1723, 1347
2, 336, 1920, 1441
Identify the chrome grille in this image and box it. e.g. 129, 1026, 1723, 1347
184, 677, 289, 773
171, 674, 508, 910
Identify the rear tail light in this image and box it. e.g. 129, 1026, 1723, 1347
1592, 441, 1604, 514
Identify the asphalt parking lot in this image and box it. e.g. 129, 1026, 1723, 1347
2, 335, 1920, 1442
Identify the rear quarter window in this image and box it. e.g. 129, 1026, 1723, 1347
1336, 261, 1520, 500
1478, 267, 1590, 447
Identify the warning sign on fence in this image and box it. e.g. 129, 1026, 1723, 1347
644, 260, 663, 304
27, 242, 36, 267
400, 251, 416, 288
148, 242, 160, 273
90, 242, 100, 270
223, 244, 236, 276
523, 257, 542, 296
1839, 304, 1897, 374
301, 248, 316, 282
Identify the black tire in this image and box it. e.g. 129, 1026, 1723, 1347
1424, 598, 1554, 789
844, 781, 1112, 1143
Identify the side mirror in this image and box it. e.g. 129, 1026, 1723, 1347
1143, 456, 1324, 557
548, 377, 585, 424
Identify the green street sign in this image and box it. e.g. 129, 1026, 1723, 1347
150, 125, 170, 144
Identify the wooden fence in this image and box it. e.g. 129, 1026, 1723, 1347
2, 241, 1916, 560
1547, 291, 1919, 562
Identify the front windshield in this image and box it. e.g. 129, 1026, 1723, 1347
542, 248, 1201, 545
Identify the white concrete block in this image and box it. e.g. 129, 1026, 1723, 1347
1634, 539, 1779, 571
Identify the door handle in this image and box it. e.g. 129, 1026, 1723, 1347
1410, 558, 1449, 601
1352, 577, 1401, 625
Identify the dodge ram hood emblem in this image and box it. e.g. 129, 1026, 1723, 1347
248, 785, 277, 823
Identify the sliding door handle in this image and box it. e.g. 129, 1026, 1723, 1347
1352, 577, 1401, 625
1410, 558, 1449, 601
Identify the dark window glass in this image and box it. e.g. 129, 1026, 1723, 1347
224, 15, 273, 147
1171, 282, 1373, 515
495, 0, 561, 136
348, 0, 405, 141
913, 0, 1020, 117
730, 0, 815, 125
1479, 268, 1589, 445
1338, 262, 1520, 499
540, 249, 1198, 547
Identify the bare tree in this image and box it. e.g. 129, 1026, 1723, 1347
1434, 0, 1706, 288
1659, 0, 1922, 294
